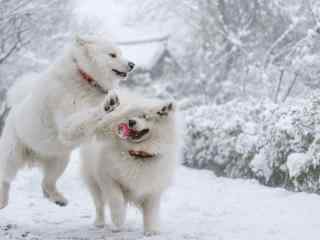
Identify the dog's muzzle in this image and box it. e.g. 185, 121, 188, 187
117, 123, 150, 142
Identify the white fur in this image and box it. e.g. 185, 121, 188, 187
0, 35, 134, 209
80, 91, 183, 236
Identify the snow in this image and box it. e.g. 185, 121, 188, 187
287, 153, 312, 178
1, 151, 320, 239
120, 42, 166, 71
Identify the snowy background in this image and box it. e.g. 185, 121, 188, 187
2, 0, 320, 239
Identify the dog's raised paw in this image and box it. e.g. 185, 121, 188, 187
157, 102, 175, 116
103, 90, 120, 113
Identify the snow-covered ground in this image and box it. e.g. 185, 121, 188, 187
1, 151, 320, 240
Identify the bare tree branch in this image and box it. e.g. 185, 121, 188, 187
274, 69, 285, 103
0, 40, 19, 64
282, 73, 299, 102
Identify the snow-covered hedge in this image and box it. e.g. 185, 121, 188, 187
183, 95, 320, 193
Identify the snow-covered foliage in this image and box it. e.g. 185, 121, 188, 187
184, 95, 320, 193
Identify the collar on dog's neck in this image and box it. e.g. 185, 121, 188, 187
128, 150, 157, 160
72, 58, 108, 94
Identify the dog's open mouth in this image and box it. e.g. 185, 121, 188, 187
130, 129, 150, 140
118, 123, 149, 141
112, 69, 127, 78
117, 123, 155, 159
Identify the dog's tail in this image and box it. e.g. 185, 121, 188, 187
7, 72, 39, 107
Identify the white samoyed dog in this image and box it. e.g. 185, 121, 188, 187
80, 90, 183, 236
0, 35, 135, 209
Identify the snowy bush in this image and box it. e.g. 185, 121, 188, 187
183, 99, 260, 178
184, 95, 320, 193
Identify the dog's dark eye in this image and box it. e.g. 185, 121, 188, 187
140, 114, 147, 119
109, 53, 117, 58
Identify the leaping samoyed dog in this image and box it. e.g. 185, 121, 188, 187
80, 90, 182, 236
0, 35, 135, 209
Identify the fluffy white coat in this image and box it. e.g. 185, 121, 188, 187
80, 91, 183, 236
0, 35, 134, 209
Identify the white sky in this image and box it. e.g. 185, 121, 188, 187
73, 0, 128, 30
72, 0, 185, 57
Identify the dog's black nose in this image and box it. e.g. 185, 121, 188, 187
128, 119, 136, 127
128, 62, 135, 71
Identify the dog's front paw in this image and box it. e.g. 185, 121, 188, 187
94, 218, 105, 228
144, 229, 160, 237
103, 90, 120, 113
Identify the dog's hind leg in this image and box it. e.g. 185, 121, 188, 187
0, 121, 25, 209
0, 182, 10, 209
41, 154, 70, 207
85, 177, 105, 228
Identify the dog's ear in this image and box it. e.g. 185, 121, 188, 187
75, 35, 93, 47
74, 35, 96, 59
157, 102, 175, 117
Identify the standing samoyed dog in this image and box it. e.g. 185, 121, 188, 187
80, 91, 182, 236
0, 35, 135, 209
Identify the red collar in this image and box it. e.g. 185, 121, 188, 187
73, 58, 108, 94
128, 150, 156, 159
78, 67, 95, 84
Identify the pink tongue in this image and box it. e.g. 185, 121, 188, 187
118, 123, 130, 139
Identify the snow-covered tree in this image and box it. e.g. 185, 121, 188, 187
125, 0, 320, 103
